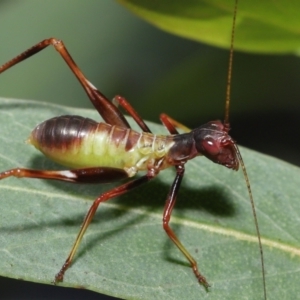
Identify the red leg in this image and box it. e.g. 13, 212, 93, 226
0, 165, 156, 282
113, 95, 151, 133
160, 113, 191, 133
163, 164, 209, 288
55, 173, 154, 283
160, 114, 179, 135
111, 98, 190, 135
0, 38, 130, 128
160, 108, 209, 284
0, 167, 129, 184
109, 99, 208, 286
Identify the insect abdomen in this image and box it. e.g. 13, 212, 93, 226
28, 115, 176, 175
28, 115, 141, 170
30, 115, 96, 152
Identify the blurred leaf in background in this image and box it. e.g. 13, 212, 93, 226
120, 0, 300, 53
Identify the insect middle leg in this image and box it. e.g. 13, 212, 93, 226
113, 96, 191, 134
113, 95, 151, 132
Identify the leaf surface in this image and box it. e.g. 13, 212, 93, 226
0, 99, 299, 299
119, 0, 300, 54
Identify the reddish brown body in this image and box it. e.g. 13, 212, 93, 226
29, 115, 239, 176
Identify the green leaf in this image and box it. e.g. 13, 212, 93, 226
118, 0, 300, 54
0, 98, 300, 299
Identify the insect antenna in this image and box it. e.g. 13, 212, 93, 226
225, 1, 267, 299
236, 147, 267, 299
224, 0, 238, 130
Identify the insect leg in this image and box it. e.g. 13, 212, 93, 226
160, 113, 191, 133
0, 38, 130, 128
113, 95, 151, 132
160, 114, 179, 135
159, 97, 209, 285
163, 164, 209, 288
112, 96, 191, 135
160, 111, 209, 286
54, 174, 154, 283
0, 167, 129, 183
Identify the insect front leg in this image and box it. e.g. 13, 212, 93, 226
162, 164, 209, 289
160, 110, 209, 285
160, 113, 191, 133
0, 38, 129, 128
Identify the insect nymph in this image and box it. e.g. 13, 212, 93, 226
0, 0, 267, 298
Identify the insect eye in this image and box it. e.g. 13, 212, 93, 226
201, 138, 220, 156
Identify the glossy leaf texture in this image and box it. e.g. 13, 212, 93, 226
0, 99, 299, 299
118, 0, 300, 54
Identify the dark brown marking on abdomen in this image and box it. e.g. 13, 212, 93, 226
31, 115, 100, 151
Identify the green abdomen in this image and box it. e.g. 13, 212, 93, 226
28, 116, 142, 169
28, 115, 175, 176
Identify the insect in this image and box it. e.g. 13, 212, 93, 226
0, 0, 267, 298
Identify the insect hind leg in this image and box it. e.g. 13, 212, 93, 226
0, 38, 130, 128
0, 167, 129, 184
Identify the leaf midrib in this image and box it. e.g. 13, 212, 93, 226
1, 183, 298, 258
